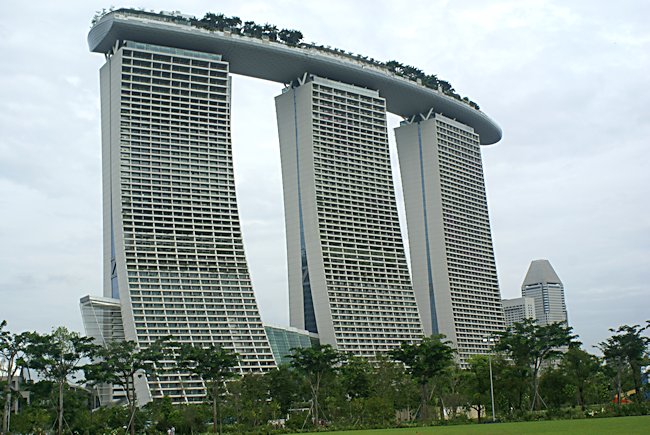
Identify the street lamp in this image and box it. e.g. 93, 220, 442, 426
482, 336, 496, 422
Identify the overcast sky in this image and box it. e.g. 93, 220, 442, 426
1, 0, 648, 351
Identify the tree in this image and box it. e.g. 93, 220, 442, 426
340, 356, 372, 400
434, 365, 466, 420
9, 380, 94, 435
266, 364, 305, 416
177, 344, 238, 434
289, 344, 343, 425
599, 323, 649, 404
145, 398, 209, 434
463, 355, 492, 422
20, 327, 97, 435
278, 29, 303, 46
560, 344, 602, 410
390, 335, 455, 421
85, 338, 167, 435
223, 16, 242, 31
538, 366, 571, 409
0, 320, 29, 434
242, 21, 264, 38
495, 318, 576, 411
370, 355, 419, 418
199, 13, 226, 31
262, 23, 279, 41
226, 373, 273, 428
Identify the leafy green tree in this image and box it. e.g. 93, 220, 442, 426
177, 343, 238, 434
538, 366, 571, 409
85, 404, 129, 434
223, 16, 242, 31
340, 356, 372, 400
144, 397, 209, 434
8, 379, 56, 434
0, 320, 30, 434
242, 21, 264, 38
262, 23, 279, 41
370, 356, 419, 418
199, 13, 226, 31
560, 344, 602, 410
434, 365, 466, 420
85, 338, 167, 435
463, 355, 492, 422
599, 323, 649, 403
278, 29, 303, 45
20, 327, 97, 435
495, 318, 575, 411
266, 364, 305, 416
495, 356, 529, 414
226, 373, 273, 428
289, 344, 344, 425
390, 335, 455, 421
9, 404, 51, 434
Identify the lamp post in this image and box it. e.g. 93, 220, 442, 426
482, 336, 496, 422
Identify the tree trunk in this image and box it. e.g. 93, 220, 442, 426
2, 382, 10, 434
530, 367, 540, 412
128, 374, 136, 435
211, 386, 217, 434
210, 383, 223, 435
419, 383, 428, 421
58, 381, 64, 435
578, 386, 585, 411
616, 364, 622, 412
218, 398, 222, 435
631, 363, 642, 402
312, 374, 320, 425
2, 356, 17, 434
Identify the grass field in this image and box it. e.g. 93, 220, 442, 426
301, 416, 650, 434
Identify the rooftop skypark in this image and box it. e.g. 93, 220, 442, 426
92, 8, 482, 110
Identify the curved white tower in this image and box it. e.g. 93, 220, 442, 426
395, 113, 505, 365
100, 41, 275, 403
276, 75, 423, 356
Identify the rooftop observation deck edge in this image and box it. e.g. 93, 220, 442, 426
89, 12, 502, 145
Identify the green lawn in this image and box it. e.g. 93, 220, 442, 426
301, 416, 650, 435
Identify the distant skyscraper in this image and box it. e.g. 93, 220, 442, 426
521, 259, 568, 326
276, 75, 423, 357
395, 113, 505, 364
96, 40, 275, 403
502, 297, 536, 327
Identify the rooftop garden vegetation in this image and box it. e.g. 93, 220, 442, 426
92, 8, 481, 111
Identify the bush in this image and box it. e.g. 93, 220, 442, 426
285, 410, 310, 430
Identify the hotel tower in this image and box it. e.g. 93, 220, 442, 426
395, 113, 505, 364
276, 75, 423, 356
96, 40, 275, 402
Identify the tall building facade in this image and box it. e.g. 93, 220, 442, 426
276, 75, 423, 357
395, 113, 505, 364
521, 259, 568, 326
99, 40, 275, 403
502, 297, 536, 327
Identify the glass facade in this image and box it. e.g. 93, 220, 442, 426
264, 325, 319, 366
